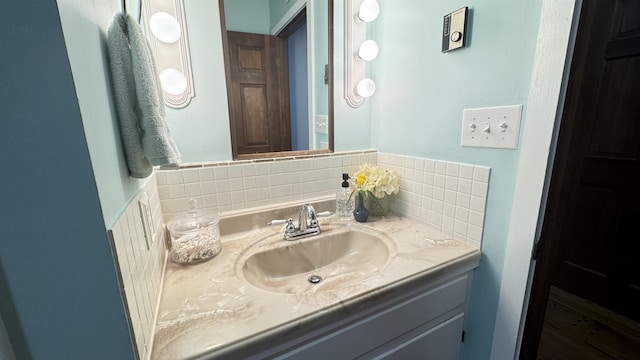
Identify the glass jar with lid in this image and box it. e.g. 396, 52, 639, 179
167, 198, 221, 264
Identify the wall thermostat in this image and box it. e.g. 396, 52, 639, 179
442, 7, 469, 53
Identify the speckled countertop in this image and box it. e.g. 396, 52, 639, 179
151, 200, 480, 359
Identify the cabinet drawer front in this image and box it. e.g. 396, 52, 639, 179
278, 275, 468, 359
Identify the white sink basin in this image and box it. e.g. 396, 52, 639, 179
235, 225, 395, 293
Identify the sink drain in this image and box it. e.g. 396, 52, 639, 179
308, 275, 323, 284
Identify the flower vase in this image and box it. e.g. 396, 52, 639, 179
364, 193, 388, 217
353, 192, 369, 222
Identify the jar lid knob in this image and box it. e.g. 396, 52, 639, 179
187, 198, 198, 213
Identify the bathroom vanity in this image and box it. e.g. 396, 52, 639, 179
150, 198, 480, 359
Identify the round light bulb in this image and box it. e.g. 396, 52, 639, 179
149, 12, 181, 44
357, 40, 379, 61
159, 68, 188, 95
358, 0, 380, 23
356, 78, 376, 98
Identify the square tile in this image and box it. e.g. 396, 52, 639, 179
241, 164, 256, 177
424, 160, 435, 173
184, 183, 201, 197
228, 165, 243, 178
445, 176, 458, 191
456, 193, 471, 208
444, 189, 457, 204
455, 207, 469, 222
165, 171, 183, 185
433, 187, 445, 201
422, 172, 434, 186
214, 167, 230, 180
200, 181, 215, 195
458, 178, 472, 194
202, 195, 217, 208
199, 168, 214, 181
443, 203, 455, 218
473, 166, 490, 182
182, 169, 200, 183
459, 164, 474, 180
454, 219, 467, 236
155, 172, 167, 186
469, 210, 484, 227
215, 179, 230, 193
446, 163, 459, 177
432, 199, 444, 214
472, 181, 488, 198
470, 195, 487, 212
255, 163, 269, 175
467, 224, 483, 241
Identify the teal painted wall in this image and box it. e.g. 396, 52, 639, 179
57, 0, 148, 229
0, 0, 134, 358
165, 0, 233, 164
224, 0, 271, 34
370, 1, 542, 358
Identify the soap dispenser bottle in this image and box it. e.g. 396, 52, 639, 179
336, 173, 354, 221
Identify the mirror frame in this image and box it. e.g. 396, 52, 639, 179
218, 0, 334, 160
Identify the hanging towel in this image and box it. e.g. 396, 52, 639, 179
106, 13, 182, 178
107, 13, 152, 178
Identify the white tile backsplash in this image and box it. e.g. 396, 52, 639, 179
377, 152, 490, 247
156, 151, 378, 222
108, 174, 166, 360
154, 150, 490, 251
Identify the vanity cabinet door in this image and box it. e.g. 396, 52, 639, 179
369, 313, 465, 360
274, 275, 469, 360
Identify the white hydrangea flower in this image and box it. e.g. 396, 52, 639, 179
351, 163, 400, 199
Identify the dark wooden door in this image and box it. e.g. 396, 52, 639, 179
226, 31, 291, 156
521, 0, 640, 357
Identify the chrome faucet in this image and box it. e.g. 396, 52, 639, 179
267, 204, 331, 241
283, 204, 321, 241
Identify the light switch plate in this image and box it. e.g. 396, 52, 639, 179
461, 105, 522, 149
138, 191, 154, 249
315, 115, 329, 135
442, 7, 469, 52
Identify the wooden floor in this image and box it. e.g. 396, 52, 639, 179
537, 286, 640, 360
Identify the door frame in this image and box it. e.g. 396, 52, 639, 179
489, 0, 583, 358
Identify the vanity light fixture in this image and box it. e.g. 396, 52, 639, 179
356, 78, 376, 98
345, 0, 380, 107
357, 0, 380, 23
144, 0, 194, 108
149, 12, 181, 44
159, 68, 188, 95
357, 40, 379, 61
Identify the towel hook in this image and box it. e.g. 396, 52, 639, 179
121, 0, 143, 22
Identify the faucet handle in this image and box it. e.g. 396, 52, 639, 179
267, 219, 288, 225
284, 218, 295, 234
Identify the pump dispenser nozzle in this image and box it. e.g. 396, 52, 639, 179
342, 173, 350, 187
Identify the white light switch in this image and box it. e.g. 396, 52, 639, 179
461, 105, 522, 149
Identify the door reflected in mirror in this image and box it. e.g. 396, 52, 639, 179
219, 0, 333, 160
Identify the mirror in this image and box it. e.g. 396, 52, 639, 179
123, 0, 141, 22
218, 0, 334, 160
